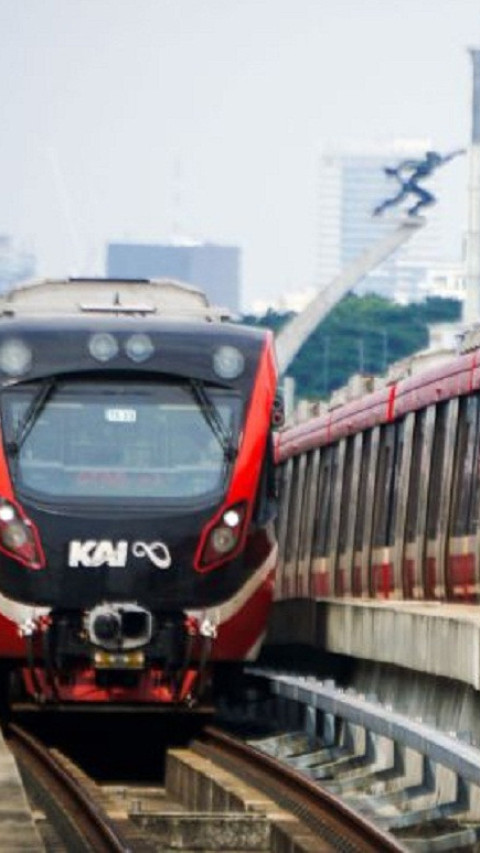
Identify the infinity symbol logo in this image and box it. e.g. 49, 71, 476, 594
132, 541, 172, 569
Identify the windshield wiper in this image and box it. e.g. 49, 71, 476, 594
6, 378, 57, 456
189, 379, 237, 463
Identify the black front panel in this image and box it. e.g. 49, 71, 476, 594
0, 501, 259, 609
0, 318, 272, 613
0, 376, 251, 608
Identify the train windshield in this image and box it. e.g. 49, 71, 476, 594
0, 379, 241, 502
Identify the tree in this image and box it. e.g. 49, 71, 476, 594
242, 295, 461, 399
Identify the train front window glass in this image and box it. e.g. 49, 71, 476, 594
1, 380, 241, 501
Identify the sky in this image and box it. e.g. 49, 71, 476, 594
0, 0, 479, 311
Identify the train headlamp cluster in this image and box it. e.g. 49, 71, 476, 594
88, 332, 154, 364
88, 332, 155, 364
197, 502, 247, 569
0, 498, 45, 570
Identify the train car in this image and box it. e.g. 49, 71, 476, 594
0, 278, 279, 705
275, 342, 480, 621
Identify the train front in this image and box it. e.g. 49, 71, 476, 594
0, 316, 278, 705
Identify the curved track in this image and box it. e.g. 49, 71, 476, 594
199, 725, 407, 852
7, 722, 130, 852
5, 719, 409, 852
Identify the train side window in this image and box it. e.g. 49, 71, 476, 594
464, 398, 480, 535
426, 401, 448, 537
276, 458, 293, 566
354, 429, 372, 550
470, 397, 480, 532
312, 444, 338, 558
284, 456, 302, 566
387, 419, 405, 546
252, 433, 278, 525
298, 450, 318, 564
372, 423, 398, 547
451, 395, 480, 537
405, 409, 426, 542
338, 436, 355, 554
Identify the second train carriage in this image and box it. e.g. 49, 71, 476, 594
275, 346, 480, 606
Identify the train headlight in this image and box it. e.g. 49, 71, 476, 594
0, 338, 32, 376
88, 332, 119, 362
195, 502, 247, 571
223, 508, 241, 527
125, 333, 154, 363
0, 504, 15, 523
0, 498, 45, 570
211, 526, 236, 555
213, 346, 245, 380
1, 519, 29, 551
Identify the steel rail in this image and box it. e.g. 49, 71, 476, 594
7, 722, 130, 853
199, 724, 408, 853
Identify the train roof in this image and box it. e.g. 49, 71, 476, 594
0, 277, 233, 322
277, 345, 480, 460
0, 279, 275, 388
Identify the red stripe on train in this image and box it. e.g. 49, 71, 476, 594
211, 568, 276, 660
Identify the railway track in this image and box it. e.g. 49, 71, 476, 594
239, 669, 480, 851
6, 719, 403, 852
7, 722, 132, 851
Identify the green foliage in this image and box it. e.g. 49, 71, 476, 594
242, 294, 462, 400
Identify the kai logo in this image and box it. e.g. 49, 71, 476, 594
68, 540, 172, 569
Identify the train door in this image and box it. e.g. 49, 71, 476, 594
447, 394, 480, 600
297, 449, 320, 597
425, 399, 458, 599
403, 406, 435, 598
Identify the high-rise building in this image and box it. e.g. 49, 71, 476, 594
106, 241, 241, 313
317, 140, 456, 301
